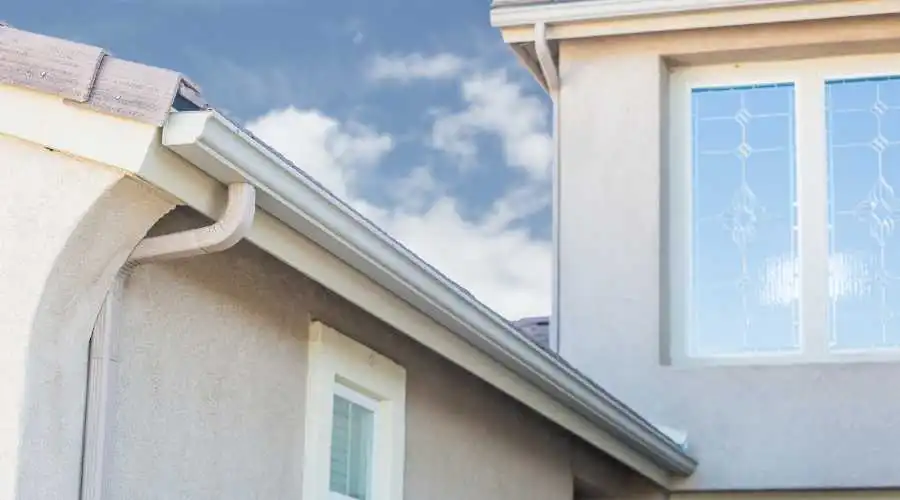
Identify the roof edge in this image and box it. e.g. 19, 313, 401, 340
491, 0, 897, 41
0, 24, 203, 125
491, 0, 819, 26
160, 109, 698, 481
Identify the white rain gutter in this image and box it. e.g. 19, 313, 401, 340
490, 0, 850, 29
159, 110, 698, 481
80, 182, 255, 500
534, 22, 562, 353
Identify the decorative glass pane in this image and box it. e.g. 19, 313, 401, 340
827, 75, 900, 350
329, 394, 374, 500
690, 83, 799, 356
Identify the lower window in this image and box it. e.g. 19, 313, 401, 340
329, 385, 376, 500
302, 321, 406, 500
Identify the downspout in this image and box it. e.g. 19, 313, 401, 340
534, 22, 562, 353
534, 23, 559, 93
80, 182, 256, 500
533, 26, 693, 454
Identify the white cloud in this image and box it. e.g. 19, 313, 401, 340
389, 166, 441, 213
367, 53, 466, 82
245, 66, 552, 321
366, 197, 552, 318
431, 70, 552, 179
247, 107, 393, 200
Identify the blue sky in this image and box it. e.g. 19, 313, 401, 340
7, 0, 553, 319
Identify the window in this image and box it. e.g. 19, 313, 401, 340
668, 53, 900, 362
302, 321, 406, 500
329, 386, 376, 500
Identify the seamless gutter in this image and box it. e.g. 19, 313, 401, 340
161, 109, 698, 478
490, 0, 831, 27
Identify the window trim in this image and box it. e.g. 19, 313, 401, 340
329, 383, 377, 500
667, 52, 900, 365
301, 321, 406, 500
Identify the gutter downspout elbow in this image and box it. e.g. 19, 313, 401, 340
128, 182, 256, 264
534, 22, 559, 93
80, 182, 256, 500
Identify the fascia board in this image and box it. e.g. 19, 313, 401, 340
160, 110, 698, 482
492, 0, 898, 40
0, 85, 159, 174
491, 0, 818, 27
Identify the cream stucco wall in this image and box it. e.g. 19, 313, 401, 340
113, 232, 309, 499
110, 209, 644, 500
556, 15, 900, 491
0, 133, 173, 499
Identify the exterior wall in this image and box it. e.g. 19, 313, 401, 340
556, 16, 900, 491
113, 229, 309, 499
0, 132, 173, 500
111, 209, 641, 500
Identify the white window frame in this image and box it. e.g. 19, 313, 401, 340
668, 52, 900, 365
329, 383, 378, 500
301, 321, 406, 500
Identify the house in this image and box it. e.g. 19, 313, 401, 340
491, 0, 900, 496
0, 23, 696, 500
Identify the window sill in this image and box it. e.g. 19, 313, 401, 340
668, 348, 900, 368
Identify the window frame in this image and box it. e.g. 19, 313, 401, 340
329, 383, 377, 500
667, 52, 900, 365
301, 321, 406, 500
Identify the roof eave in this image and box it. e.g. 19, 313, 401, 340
491, 0, 900, 43
491, 0, 821, 27
160, 109, 698, 483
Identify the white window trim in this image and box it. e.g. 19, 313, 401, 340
668, 52, 900, 365
302, 321, 406, 500
329, 384, 376, 500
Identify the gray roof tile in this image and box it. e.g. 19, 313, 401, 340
0, 24, 202, 125
512, 315, 550, 349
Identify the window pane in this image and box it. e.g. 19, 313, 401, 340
329, 394, 374, 500
827, 75, 900, 350
690, 83, 799, 356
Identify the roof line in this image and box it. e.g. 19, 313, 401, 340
490, 0, 826, 28
0, 24, 200, 125
161, 109, 698, 481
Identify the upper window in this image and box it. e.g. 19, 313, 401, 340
668, 54, 900, 362
302, 321, 406, 500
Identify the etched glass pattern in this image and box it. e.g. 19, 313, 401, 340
827, 76, 900, 350
690, 84, 799, 356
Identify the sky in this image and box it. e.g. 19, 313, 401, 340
6, 0, 553, 320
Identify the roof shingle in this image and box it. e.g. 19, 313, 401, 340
512, 315, 550, 349
0, 23, 202, 125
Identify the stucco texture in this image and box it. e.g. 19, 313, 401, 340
0, 134, 173, 500
555, 16, 900, 491
110, 209, 635, 500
